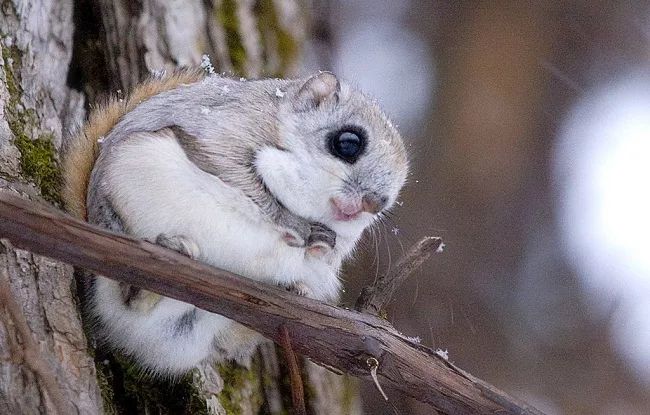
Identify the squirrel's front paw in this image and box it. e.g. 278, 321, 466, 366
283, 281, 312, 297
306, 222, 336, 258
278, 212, 312, 247
276, 210, 337, 257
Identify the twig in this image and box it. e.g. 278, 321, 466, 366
366, 357, 388, 401
0, 191, 545, 415
355, 236, 443, 314
0, 264, 72, 415
279, 326, 306, 415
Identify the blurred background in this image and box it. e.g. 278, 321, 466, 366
302, 1, 650, 414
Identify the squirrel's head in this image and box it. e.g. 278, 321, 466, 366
256, 72, 409, 239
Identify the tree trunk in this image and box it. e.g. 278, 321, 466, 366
0, 0, 361, 413
0, 0, 100, 414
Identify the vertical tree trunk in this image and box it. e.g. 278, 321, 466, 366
1, 0, 361, 413
0, 0, 101, 414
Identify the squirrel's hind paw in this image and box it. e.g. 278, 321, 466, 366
282, 281, 312, 297
155, 234, 201, 259
120, 234, 200, 312
120, 283, 162, 313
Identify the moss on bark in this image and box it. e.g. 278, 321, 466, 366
217, 360, 263, 415
215, 0, 247, 75
256, 0, 300, 77
1, 43, 62, 205
92, 350, 214, 415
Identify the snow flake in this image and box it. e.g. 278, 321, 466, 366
150, 69, 166, 78
200, 54, 215, 75
405, 335, 421, 344
435, 349, 449, 360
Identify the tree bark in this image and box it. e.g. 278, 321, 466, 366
1, 0, 360, 413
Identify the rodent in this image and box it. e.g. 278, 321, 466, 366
62, 68, 408, 375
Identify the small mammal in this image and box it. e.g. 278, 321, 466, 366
62, 69, 408, 375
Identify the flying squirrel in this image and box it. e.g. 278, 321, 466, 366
62, 69, 409, 375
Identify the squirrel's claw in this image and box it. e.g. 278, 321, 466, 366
283, 281, 312, 297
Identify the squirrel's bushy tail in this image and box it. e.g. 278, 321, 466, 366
62, 69, 206, 219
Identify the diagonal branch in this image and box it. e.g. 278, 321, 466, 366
356, 235, 443, 314
0, 191, 545, 415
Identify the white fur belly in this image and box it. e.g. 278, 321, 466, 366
104, 133, 341, 301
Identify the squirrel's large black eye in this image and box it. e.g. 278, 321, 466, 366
328, 128, 366, 163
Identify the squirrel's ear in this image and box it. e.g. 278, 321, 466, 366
293, 72, 340, 111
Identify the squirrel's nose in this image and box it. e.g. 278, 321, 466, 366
361, 193, 388, 214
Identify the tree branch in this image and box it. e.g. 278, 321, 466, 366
280, 326, 306, 415
356, 236, 443, 314
0, 191, 545, 415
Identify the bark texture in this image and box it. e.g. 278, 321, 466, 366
1, 0, 360, 413
0, 0, 101, 414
